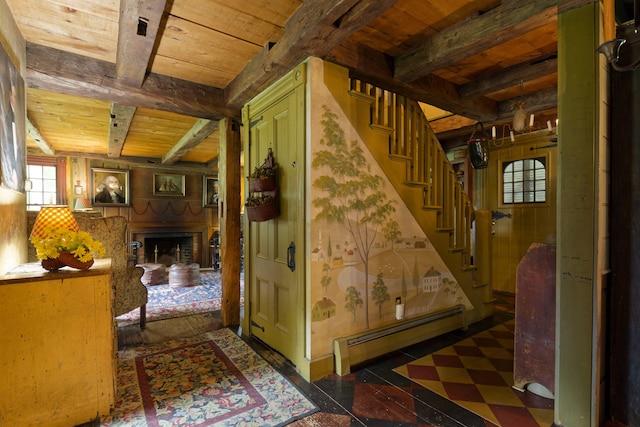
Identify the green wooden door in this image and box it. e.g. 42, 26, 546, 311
487, 139, 557, 294
245, 68, 305, 366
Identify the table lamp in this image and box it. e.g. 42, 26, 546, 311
30, 205, 80, 240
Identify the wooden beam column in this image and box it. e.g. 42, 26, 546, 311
219, 117, 242, 326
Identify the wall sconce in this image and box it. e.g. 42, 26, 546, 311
30, 205, 79, 240
597, 38, 640, 72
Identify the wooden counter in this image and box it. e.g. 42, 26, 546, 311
0, 259, 115, 426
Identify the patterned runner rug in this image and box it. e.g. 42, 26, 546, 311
116, 272, 244, 327
393, 320, 553, 427
101, 328, 318, 426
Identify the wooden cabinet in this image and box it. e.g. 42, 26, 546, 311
0, 260, 114, 426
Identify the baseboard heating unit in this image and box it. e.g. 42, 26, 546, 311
333, 305, 466, 375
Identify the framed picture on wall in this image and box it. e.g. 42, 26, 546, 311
91, 168, 129, 206
203, 176, 218, 207
153, 173, 185, 196
0, 43, 26, 193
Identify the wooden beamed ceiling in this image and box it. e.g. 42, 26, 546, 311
6, 0, 575, 166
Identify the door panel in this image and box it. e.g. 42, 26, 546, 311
248, 92, 299, 363
488, 143, 556, 293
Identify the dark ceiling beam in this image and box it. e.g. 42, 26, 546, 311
162, 119, 219, 165
328, 40, 499, 122
108, 103, 137, 158
497, 86, 557, 118
26, 43, 239, 120
394, 0, 558, 82
224, 0, 397, 110
116, 0, 167, 87
26, 147, 213, 174
460, 56, 558, 99
433, 86, 558, 142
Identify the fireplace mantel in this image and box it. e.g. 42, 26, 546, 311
128, 223, 209, 267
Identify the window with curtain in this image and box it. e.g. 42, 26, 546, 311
26, 156, 67, 211
502, 157, 546, 204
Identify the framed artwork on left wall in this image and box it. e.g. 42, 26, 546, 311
91, 168, 130, 206
0, 43, 26, 193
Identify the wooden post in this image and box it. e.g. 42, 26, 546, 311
219, 117, 242, 326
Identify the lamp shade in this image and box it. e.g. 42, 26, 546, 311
30, 205, 80, 239
74, 198, 93, 211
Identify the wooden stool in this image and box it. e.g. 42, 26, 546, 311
168, 263, 200, 287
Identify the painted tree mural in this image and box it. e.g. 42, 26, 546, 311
321, 263, 332, 296
313, 105, 398, 329
372, 272, 390, 319
344, 285, 363, 323
382, 220, 401, 250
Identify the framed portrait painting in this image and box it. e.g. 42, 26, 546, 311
153, 173, 185, 196
0, 43, 26, 193
91, 168, 129, 206
203, 176, 218, 207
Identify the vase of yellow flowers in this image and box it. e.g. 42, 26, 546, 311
31, 226, 106, 271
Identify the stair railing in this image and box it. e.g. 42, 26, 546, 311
349, 78, 475, 269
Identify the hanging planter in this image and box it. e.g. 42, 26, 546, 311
467, 122, 490, 169
249, 175, 277, 192
246, 196, 280, 222
246, 148, 280, 222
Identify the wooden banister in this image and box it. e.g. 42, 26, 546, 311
350, 78, 476, 270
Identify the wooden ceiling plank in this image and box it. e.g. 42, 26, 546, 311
108, 103, 137, 158
394, 0, 559, 82
26, 43, 239, 120
162, 119, 219, 165
26, 116, 55, 155
224, 0, 397, 110
460, 56, 558, 99
116, 0, 167, 87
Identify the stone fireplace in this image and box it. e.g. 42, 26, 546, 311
128, 224, 209, 267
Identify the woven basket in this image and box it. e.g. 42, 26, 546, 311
57, 251, 95, 270
246, 200, 280, 222
41, 257, 65, 271
249, 175, 277, 192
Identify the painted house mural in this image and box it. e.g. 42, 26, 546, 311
308, 59, 473, 359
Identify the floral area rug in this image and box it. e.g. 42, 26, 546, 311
116, 272, 244, 327
101, 328, 318, 426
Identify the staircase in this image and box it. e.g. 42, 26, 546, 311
327, 69, 492, 323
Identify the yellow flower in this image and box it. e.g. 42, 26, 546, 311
31, 227, 106, 262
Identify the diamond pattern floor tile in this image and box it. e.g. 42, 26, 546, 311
394, 320, 554, 427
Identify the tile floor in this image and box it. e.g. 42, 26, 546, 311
252, 310, 522, 427
114, 292, 543, 427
